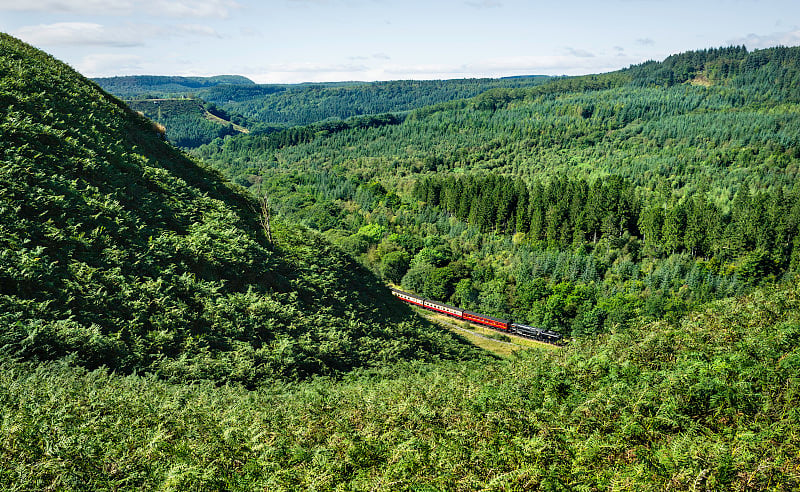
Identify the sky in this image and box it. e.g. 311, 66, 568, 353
1, 0, 799, 84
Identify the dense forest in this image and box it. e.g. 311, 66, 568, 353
413, 173, 800, 264
191, 45, 800, 337
4, 33, 800, 489
199, 76, 553, 128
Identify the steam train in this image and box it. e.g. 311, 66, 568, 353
391, 288, 562, 345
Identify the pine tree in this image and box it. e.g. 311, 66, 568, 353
662, 202, 685, 254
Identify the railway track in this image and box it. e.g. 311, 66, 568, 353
391, 287, 562, 345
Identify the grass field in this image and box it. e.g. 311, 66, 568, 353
419, 310, 558, 357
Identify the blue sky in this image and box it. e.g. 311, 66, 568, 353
1, 0, 799, 83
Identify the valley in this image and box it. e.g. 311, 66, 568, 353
2, 32, 800, 490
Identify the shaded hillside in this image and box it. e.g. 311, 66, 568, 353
0, 33, 479, 386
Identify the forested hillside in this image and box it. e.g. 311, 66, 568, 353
98, 75, 551, 131
92, 74, 255, 98
96, 75, 551, 149
194, 45, 800, 337
199, 76, 552, 128
127, 97, 248, 147
202, 46, 800, 195
0, 33, 478, 386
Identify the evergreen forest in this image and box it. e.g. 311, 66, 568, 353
3, 33, 800, 489
193, 45, 800, 338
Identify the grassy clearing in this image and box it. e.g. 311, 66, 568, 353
419, 310, 557, 357
203, 109, 249, 133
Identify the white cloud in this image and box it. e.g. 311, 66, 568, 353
173, 24, 223, 37
286, 0, 333, 4
14, 23, 144, 47
78, 53, 146, 75
0, 0, 133, 14
13, 22, 222, 47
0, 0, 239, 18
471, 54, 630, 74
348, 53, 391, 61
565, 47, 595, 58
728, 29, 800, 49
248, 61, 370, 77
149, 0, 239, 18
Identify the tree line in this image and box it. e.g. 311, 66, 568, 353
414, 174, 800, 275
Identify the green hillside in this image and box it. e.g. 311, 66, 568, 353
3, 279, 799, 489
199, 76, 553, 128
193, 46, 800, 338
0, 33, 479, 386
92, 74, 255, 98
97, 75, 552, 130
201, 46, 800, 197
96, 74, 551, 149
127, 97, 249, 147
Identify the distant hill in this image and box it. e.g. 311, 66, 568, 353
92, 74, 256, 98
0, 33, 479, 386
199, 76, 553, 128
96, 74, 553, 133
202, 45, 800, 199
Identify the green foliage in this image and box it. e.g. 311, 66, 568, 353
189, 45, 800, 338
2, 283, 800, 489
355, 223, 387, 244
400, 263, 435, 294
412, 247, 450, 267
198, 76, 553, 128
127, 98, 245, 147
92, 74, 256, 99
0, 33, 480, 384
378, 250, 410, 284
386, 233, 424, 255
